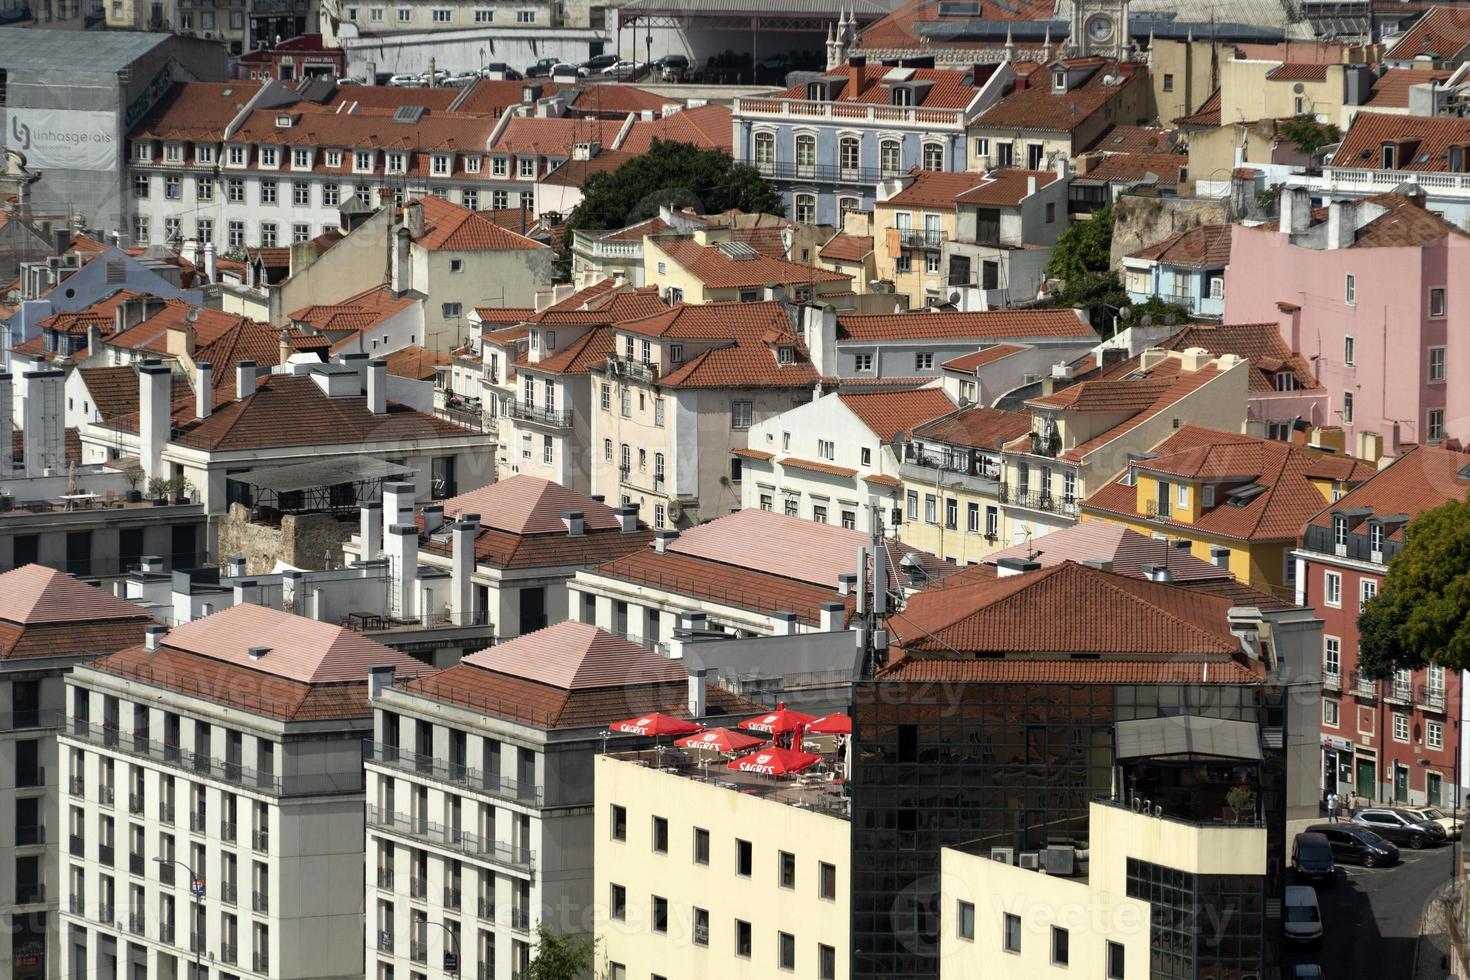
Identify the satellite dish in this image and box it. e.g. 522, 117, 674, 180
1118, 306, 1132, 320
1139, 313, 1153, 328
948, 291, 961, 305
1293, 82, 1306, 94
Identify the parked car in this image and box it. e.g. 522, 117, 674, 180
445, 72, 480, 87
1291, 832, 1336, 883
417, 69, 450, 85
655, 53, 689, 81
602, 59, 645, 79
1305, 823, 1400, 867
1398, 806, 1462, 840
387, 72, 421, 87
525, 57, 560, 78
1283, 885, 1323, 945
1352, 807, 1447, 848
582, 53, 619, 73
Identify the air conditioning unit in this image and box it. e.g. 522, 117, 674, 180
989, 847, 1015, 865
1043, 846, 1075, 876
1018, 851, 1041, 870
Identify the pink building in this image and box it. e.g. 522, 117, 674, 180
1225, 188, 1470, 456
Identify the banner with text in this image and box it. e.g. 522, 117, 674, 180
6, 109, 119, 173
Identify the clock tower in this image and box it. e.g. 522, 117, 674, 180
1071, 0, 1130, 59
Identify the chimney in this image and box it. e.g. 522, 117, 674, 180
1279, 186, 1310, 235
771, 611, 798, 636
387, 524, 419, 619
247, 646, 269, 661
203, 241, 217, 282
235, 360, 258, 398
1178, 347, 1210, 373
654, 529, 679, 553
225, 555, 246, 577
390, 226, 412, 295
836, 573, 857, 596
367, 358, 387, 415
682, 611, 709, 633
359, 501, 382, 561
1026, 174, 1038, 196
369, 664, 396, 698
617, 502, 640, 533
819, 601, 845, 632
422, 503, 444, 535
848, 54, 866, 96
1326, 201, 1356, 249
1139, 348, 1170, 372
687, 668, 708, 717
87, 322, 102, 360
562, 510, 585, 536
340, 351, 368, 391
996, 556, 1041, 577
143, 624, 166, 652
451, 513, 479, 625
1384, 419, 1402, 456
1143, 564, 1174, 583
405, 201, 426, 239
278, 327, 292, 367
195, 362, 213, 420
140, 555, 163, 574
382, 481, 416, 533
0, 372, 11, 478
233, 579, 260, 607
137, 362, 171, 481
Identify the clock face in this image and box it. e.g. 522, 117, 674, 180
1087, 13, 1115, 41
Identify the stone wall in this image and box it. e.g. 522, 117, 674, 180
1109, 194, 1230, 270
217, 503, 357, 575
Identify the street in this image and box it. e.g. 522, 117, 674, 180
1281, 839, 1455, 979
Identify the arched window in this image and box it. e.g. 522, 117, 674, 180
921, 142, 944, 171
754, 132, 775, 174
795, 135, 816, 178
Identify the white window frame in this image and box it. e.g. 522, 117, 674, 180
1324, 571, 1342, 608
1392, 713, 1409, 744
1323, 699, 1339, 728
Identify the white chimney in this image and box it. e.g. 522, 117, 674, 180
390, 226, 412, 295
562, 510, 584, 536
138, 362, 171, 481
21, 369, 64, 478
687, 668, 708, 717
654, 529, 679, 553
195, 362, 213, 419
203, 241, 217, 282
360, 501, 382, 561
340, 351, 368, 391
1326, 201, 1356, 250
387, 524, 419, 619
996, 556, 1041, 578
233, 579, 260, 607
143, 624, 166, 652
369, 665, 396, 698
819, 601, 845, 632
236, 360, 258, 398
1026, 174, 1038, 196
367, 358, 387, 415
771, 611, 797, 635
225, 555, 246, 577
382, 481, 416, 536
836, 573, 857, 596
0, 372, 12, 477
617, 503, 640, 533
451, 513, 478, 625
422, 503, 444, 535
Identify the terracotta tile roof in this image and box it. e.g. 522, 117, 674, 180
1174, 88, 1222, 128
953, 168, 1058, 206
1266, 63, 1331, 81
942, 343, 1028, 371
519, 327, 615, 376
911, 404, 1032, 450
838, 387, 956, 442
439, 475, 630, 534
477, 309, 537, 327
152, 603, 427, 684
654, 238, 850, 289
1082, 425, 1375, 542
107, 301, 257, 356
533, 282, 670, 325
1365, 68, 1454, 108
37, 290, 142, 335
887, 560, 1253, 660
441, 525, 654, 571
863, 472, 902, 487
540, 149, 638, 187
982, 521, 1232, 582
383, 345, 449, 381
78, 366, 144, 422
877, 655, 1262, 684
732, 446, 775, 461
781, 456, 860, 478
1332, 113, 1470, 173
1074, 151, 1185, 188
1352, 194, 1468, 247
1154, 323, 1319, 393
130, 81, 264, 141
617, 103, 733, 154
0, 618, 150, 662
1128, 224, 1232, 269
976, 60, 1142, 133
229, 106, 498, 163
857, 0, 1054, 50
489, 116, 623, 157
570, 83, 681, 117
836, 309, 1092, 342
292, 284, 417, 338
1386, 6, 1470, 61
612, 301, 820, 389
1305, 445, 1470, 541
450, 78, 568, 116
819, 231, 874, 263
1087, 125, 1179, 155
0, 564, 153, 627
886, 169, 987, 209
466, 621, 685, 688
773, 62, 987, 110
603, 215, 679, 242
411, 196, 548, 251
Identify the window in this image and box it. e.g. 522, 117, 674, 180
795, 134, 816, 176
874, 139, 901, 178
1325, 572, 1341, 607
794, 194, 816, 225
921, 143, 943, 170
518, 157, 535, 178
260, 223, 277, 247
925, 252, 941, 274
609, 883, 626, 920
1344, 335, 1355, 366
973, 136, 989, 159
1430, 287, 1446, 317
370, 6, 383, 18
915, 352, 934, 371
754, 132, 775, 172
854, 353, 874, 372
227, 143, 246, 165
132, 174, 149, 198
819, 944, 836, 980
292, 182, 309, 206
777, 850, 796, 889
735, 919, 752, 958
397, 5, 410, 18
516, 8, 534, 20
670, 344, 683, 362
1324, 637, 1340, 679
732, 401, 753, 430
610, 805, 626, 841
1429, 346, 1446, 382
228, 221, 245, 247
693, 827, 709, 865
1176, 483, 1188, 509
1429, 409, 1445, 441
785, 497, 799, 517
260, 179, 278, 204
442, 302, 463, 318
651, 895, 668, 933
197, 219, 213, 244
818, 861, 836, 900
164, 175, 181, 199
1429, 721, 1444, 750
1392, 713, 1409, 743
1003, 913, 1021, 953
492, 157, 509, 177
1345, 274, 1356, 305
1274, 370, 1298, 392
906, 490, 919, 521
838, 136, 860, 176
1360, 578, 1378, 612
433, 7, 450, 20
293, 223, 310, 243
1163, 72, 1175, 91
945, 497, 958, 530
924, 494, 937, 525
1107, 940, 1125, 979
1324, 699, 1339, 727
259, 146, 278, 167
693, 907, 709, 946
818, 439, 835, 460
1342, 391, 1354, 425
735, 839, 752, 876
620, 388, 630, 418
957, 901, 975, 940
778, 931, 796, 970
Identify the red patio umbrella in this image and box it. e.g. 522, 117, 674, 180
608, 712, 703, 737
676, 727, 765, 753
726, 745, 823, 776
806, 712, 852, 736
738, 702, 817, 736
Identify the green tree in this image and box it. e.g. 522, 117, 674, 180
1048, 201, 1115, 282
1357, 496, 1470, 677
522, 925, 594, 980
1279, 115, 1342, 156
555, 139, 784, 278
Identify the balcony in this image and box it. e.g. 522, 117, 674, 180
1322, 669, 1341, 693
160, 922, 175, 944
98, 844, 114, 867
478, 897, 495, 920
253, 829, 270, 852
0, 709, 56, 731
410, 876, 428, 900
1418, 685, 1448, 713
16, 765, 44, 788
897, 229, 946, 249
376, 868, 395, 889
1386, 679, 1412, 705
16, 881, 44, 905
572, 230, 643, 261
221, 881, 237, 905
503, 398, 573, 429
15, 823, 44, 846
411, 939, 429, 964
444, 886, 462, 910
129, 853, 145, 877
159, 802, 175, 825
221, 942, 237, 965
128, 793, 144, 815
189, 811, 207, 833
158, 862, 174, 886
128, 913, 146, 935
99, 784, 115, 807
69, 776, 85, 796
753, 158, 896, 185
364, 742, 544, 807
69, 894, 85, 915
69, 834, 85, 858
253, 952, 269, 973
733, 95, 967, 129
998, 484, 1077, 517
605, 354, 657, 383
64, 720, 289, 795
98, 903, 114, 925
510, 908, 532, 932
222, 820, 236, 843
1352, 671, 1379, 700
253, 889, 269, 913
377, 931, 395, 953
366, 806, 536, 871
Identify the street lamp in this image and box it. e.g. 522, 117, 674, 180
432, 919, 461, 979
154, 856, 205, 980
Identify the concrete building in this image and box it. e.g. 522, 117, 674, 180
363, 620, 757, 980
1121, 224, 1231, 319
1296, 445, 1470, 807
57, 603, 431, 980
738, 387, 956, 533
1225, 188, 1470, 453
595, 749, 850, 980
642, 234, 852, 306
0, 566, 151, 980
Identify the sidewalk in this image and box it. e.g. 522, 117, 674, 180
1414, 880, 1459, 980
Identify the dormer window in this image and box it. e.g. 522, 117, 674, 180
465, 156, 481, 174
386, 151, 406, 173
1052, 69, 1067, 92
276, 112, 293, 128
432, 154, 451, 176
1369, 521, 1383, 554
259, 146, 279, 167
1452, 145, 1468, 173
354, 149, 374, 172
325, 149, 343, 167
1381, 143, 1397, 169
806, 81, 829, 101
530, 328, 540, 350
196, 144, 215, 164
292, 147, 311, 168
227, 144, 246, 166
1274, 370, 1298, 392
670, 344, 683, 362
1203, 485, 1216, 507
1333, 515, 1348, 549
777, 345, 795, 364
133, 141, 153, 162
891, 86, 913, 107
164, 142, 182, 162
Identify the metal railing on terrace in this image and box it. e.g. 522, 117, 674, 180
503, 399, 573, 429
1418, 685, 1448, 712
604, 749, 850, 819
754, 159, 894, 185
365, 805, 536, 871
733, 96, 967, 128
363, 742, 544, 807
999, 485, 1077, 517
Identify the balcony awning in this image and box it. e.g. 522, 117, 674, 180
1115, 714, 1262, 762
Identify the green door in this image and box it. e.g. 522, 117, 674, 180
1395, 764, 1409, 802
1357, 758, 1377, 801
1430, 773, 1443, 807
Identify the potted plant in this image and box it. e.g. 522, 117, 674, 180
1226, 785, 1255, 825
123, 463, 145, 503
146, 477, 170, 505
169, 475, 193, 505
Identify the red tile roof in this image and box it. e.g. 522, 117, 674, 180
533, 282, 670, 325
911, 404, 1032, 450
941, 343, 1028, 371
465, 621, 685, 688
490, 116, 623, 157
836, 309, 1092, 342
819, 231, 874, 263
520, 327, 615, 376
78, 366, 146, 422
1128, 224, 1232, 269
0, 564, 152, 627
654, 237, 850, 289
1174, 88, 1222, 128
1087, 125, 1179, 155
838, 387, 956, 442
773, 62, 987, 110
1153, 323, 1319, 394
1266, 63, 1330, 81
886, 169, 989, 209
877, 655, 1262, 684
857, 0, 1054, 50
1074, 151, 1185, 188
383, 345, 449, 381
439, 474, 628, 534
570, 83, 681, 117
976, 60, 1143, 133
1364, 68, 1454, 108
781, 456, 860, 478
1305, 445, 1470, 541
292, 284, 418, 339
1386, 6, 1470, 61
411, 196, 548, 251
613, 301, 820, 390
1332, 113, 1470, 174
131, 81, 264, 141
953, 168, 1057, 206
617, 103, 733, 154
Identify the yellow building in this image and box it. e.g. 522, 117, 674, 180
872, 170, 973, 306
642, 231, 851, 305
941, 800, 1268, 980
596, 751, 850, 980
1080, 423, 1376, 596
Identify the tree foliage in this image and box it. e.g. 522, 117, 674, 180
555, 139, 784, 277
1357, 496, 1470, 677
522, 926, 594, 980
1279, 115, 1342, 156
1048, 201, 1115, 282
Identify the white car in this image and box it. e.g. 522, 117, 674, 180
602, 59, 644, 78
1399, 806, 1462, 839
387, 73, 421, 87
418, 69, 450, 84
1283, 885, 1323, 945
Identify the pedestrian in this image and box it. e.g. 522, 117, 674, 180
1327, 791, 1340, 823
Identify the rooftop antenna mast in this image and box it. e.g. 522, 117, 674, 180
859, 503, 892, 678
